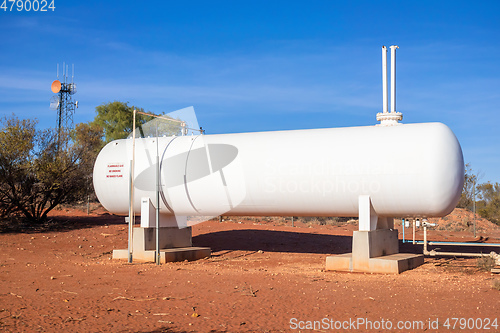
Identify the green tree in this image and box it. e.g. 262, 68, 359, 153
0, 115, 103, 224
92, 101, 148, 143
477, 182, 500, 225
92, 101, 183, 144
0, 116, 36, 220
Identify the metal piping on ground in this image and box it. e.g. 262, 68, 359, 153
401, 218, 500, 263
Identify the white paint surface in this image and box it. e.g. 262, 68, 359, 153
93, 122, 464, 219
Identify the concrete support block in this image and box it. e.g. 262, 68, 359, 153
326, 229, 423, 274
133, 227, 192, 251
352, 229, 399, 259
351, 229, 398, 272
326, 252, 424, 274
326, 194, 423, 274
112, 226, 211, 263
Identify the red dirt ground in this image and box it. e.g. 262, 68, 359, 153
1, 207, 499, 332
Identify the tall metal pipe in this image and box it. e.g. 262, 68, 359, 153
412, 219, 416, 244
390, 45, 399, 113
129, 109, 137, 263
156, 123, 160, 265
473, 179, 476, 237
423, 226, 428, 253
382, 46, 388, 113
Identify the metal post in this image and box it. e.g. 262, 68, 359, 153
156, 121, 161, 265
181, 121, 187, 136
423, 226, 428, 254
128, 159, 133, 263
382, 46, 388, 113
129, 109, 137, 263
473, 179, 476, 238
402, 219, 405, 243
412, 219, 416, 245
292, 216, 294, 227
390, 45, 399, 113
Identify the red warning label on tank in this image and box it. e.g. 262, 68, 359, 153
106, 163, 124, 178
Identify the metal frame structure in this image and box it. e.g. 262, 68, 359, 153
50, 63, 78, 146
128, 109, 203, 264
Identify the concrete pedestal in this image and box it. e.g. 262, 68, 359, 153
326, 229, 423, 274
112, 226, 211, 263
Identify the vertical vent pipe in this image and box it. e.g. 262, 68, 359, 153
382, 46, 388, 114
390, 45, 399, 113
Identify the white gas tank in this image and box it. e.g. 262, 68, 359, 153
93, 122, 464, 219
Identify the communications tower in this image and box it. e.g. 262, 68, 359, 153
50, 63, 78, 142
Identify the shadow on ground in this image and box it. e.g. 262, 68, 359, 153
0, 213, 125, 234
194, 229, 500, 257
193, 229, 352, 255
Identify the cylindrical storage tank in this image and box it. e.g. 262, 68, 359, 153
93, 122, 464, 219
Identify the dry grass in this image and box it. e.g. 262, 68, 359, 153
492, 279, 500, 291
476, 255, 496, 271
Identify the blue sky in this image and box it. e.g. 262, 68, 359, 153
1, 1, 499, 183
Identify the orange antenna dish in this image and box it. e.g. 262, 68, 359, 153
51, 80, 61, 93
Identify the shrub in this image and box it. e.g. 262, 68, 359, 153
476, 255, 496, 271
493, 280, 500, 291
0, 116, 102, 225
